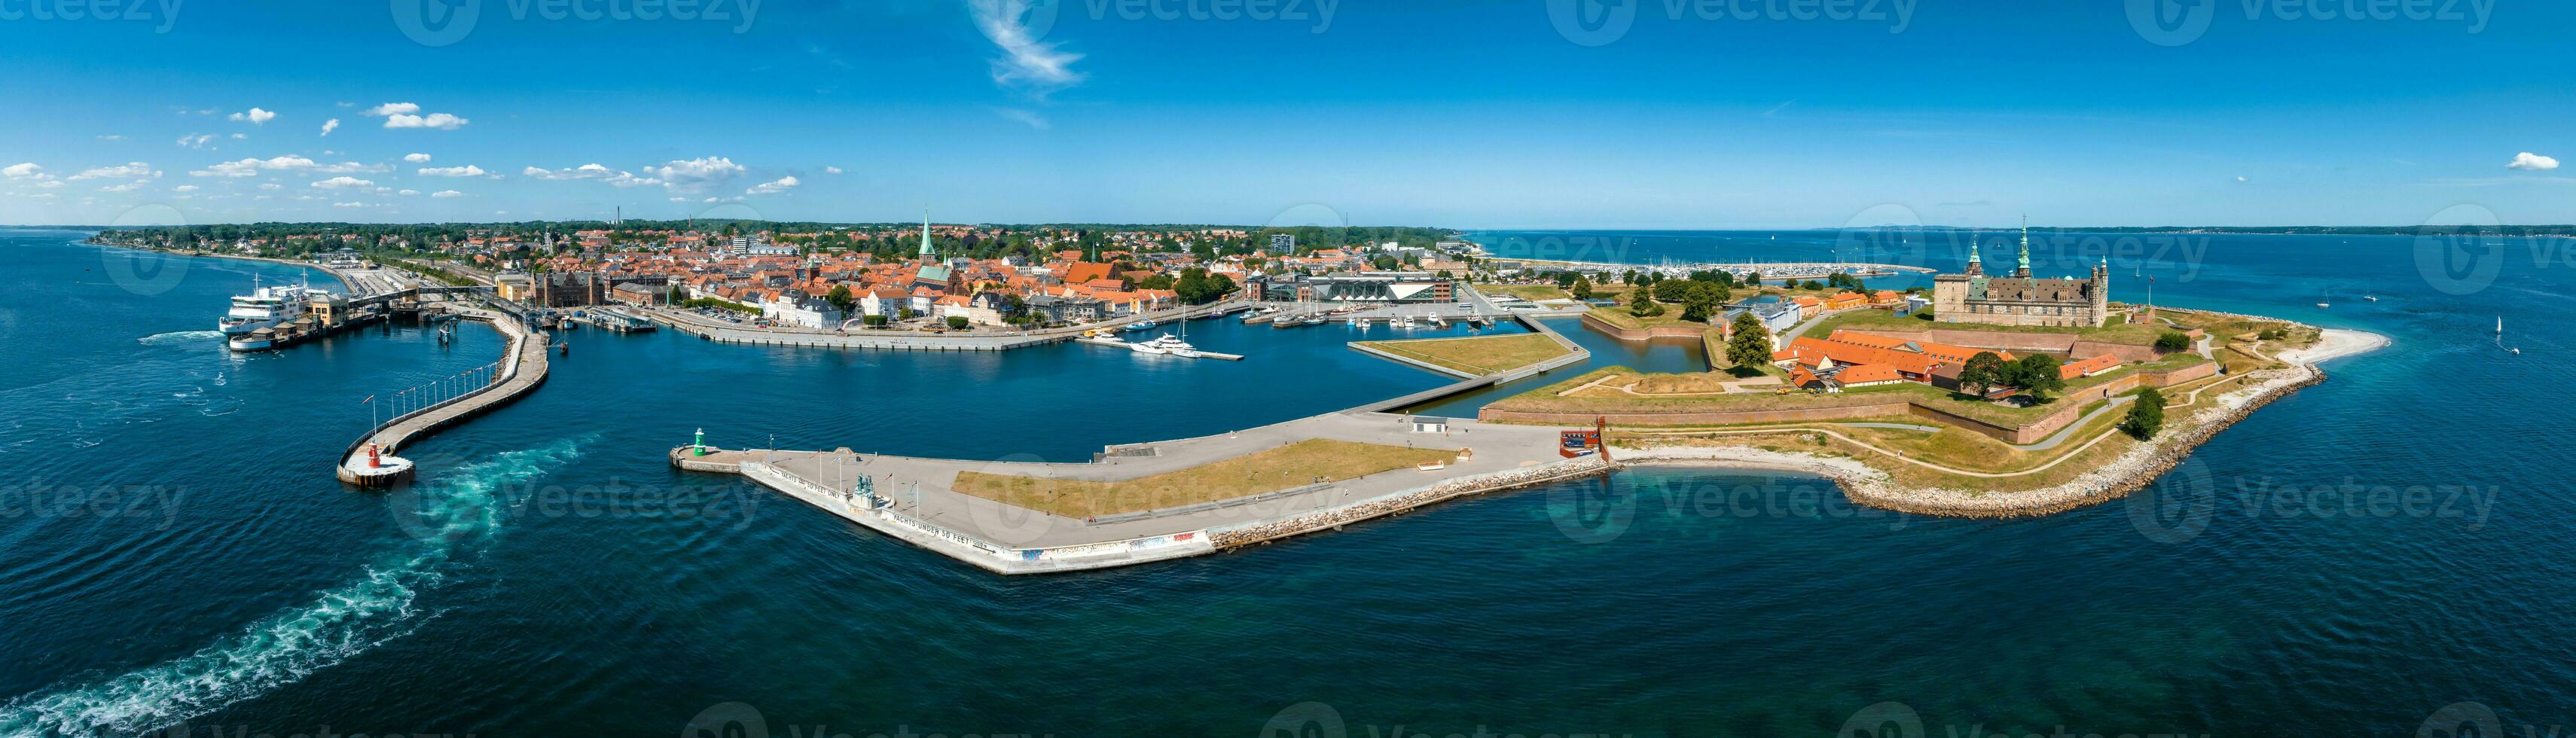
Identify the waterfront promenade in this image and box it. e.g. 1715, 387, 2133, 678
644, 299, 1252, 351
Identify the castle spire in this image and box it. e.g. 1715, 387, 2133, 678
1965, 233, 1983, 276
2015, 215, 2032, 277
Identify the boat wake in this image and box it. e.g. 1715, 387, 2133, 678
0, 438, 588, 737
136, 330, 224, 346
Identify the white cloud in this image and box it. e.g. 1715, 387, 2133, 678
431, 190, 464, 198
230, 133, 247, 140
320, 118, 340, 136
647, 156, 747, 192
190, 156, 385, 178
398, 189, 421, 196
333, 201, 367, 208
2507, 152, 2561, 171
96, 135, 124, 142
174, 184, 200, 192
99, 181, 145, 192
824, 166, 844, 175
176, 133, 215, 149
2236, 175, 2248, 182
1, 163, 44, 180
417, 164, 494, 178
969, 0, 1085, 94
523, 163, 662, 188
746, 175, 800, 195
668, 197, 689, 202
384, 112, 469, 130
38, 181, 64, 189
311, 176, 374, 189
71, 162, 160, 180
227, 108, 277, 125
258, 182, 282, 191
404, 153, 432, 163
362, 102, 420, 117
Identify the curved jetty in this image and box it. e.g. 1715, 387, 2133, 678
337, 308, 551, 486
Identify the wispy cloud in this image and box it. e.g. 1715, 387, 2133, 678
992, 107, 1051, 130
969, 0, 1084, 96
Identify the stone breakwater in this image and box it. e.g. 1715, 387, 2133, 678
1625, 329, 2389, 519
1210, 460, 1615, 548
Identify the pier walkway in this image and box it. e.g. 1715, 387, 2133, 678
337, 307, 551, 484
679, 410, 1601, 574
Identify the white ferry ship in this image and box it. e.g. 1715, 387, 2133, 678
218, 278, 321, 337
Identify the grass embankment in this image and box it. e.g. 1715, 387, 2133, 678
1494, 367, 2126, 426
1355, 333, 1573, 376
1478, 285, 1573, 301
950, 440, 1457, 517
1805, 308, 2169, 345
1585, 306, 1717, 332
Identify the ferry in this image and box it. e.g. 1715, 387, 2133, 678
227, 328, 279, 352
218, 278, 322, 337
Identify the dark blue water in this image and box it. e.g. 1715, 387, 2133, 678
3, 228, 2571, 736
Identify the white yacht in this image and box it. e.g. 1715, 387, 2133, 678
218, 278, 322, 337
1137, 333, 1198, 358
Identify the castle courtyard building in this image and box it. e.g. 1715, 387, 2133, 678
1930, 221, 2110, 328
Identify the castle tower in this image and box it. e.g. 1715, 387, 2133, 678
2013, 215, 2032, 279
1964, 233, 1984, 276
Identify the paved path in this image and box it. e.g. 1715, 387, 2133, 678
723, 410, 1573, 550
342, 308, 548, 468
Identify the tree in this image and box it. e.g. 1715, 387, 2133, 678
825, 285, 856, 313
1959, 352, 2009, 397
2009, 354, 2065, 401
1680, 282, 1726, 323
1726, 312, 1772, 374
2155, 331, 2193, 352
1570, 276, 1594, 300
947, 316, 970, 331
2120, 389, 2165, 440
863, 314, 889, 328
1628, 286, 1665, 318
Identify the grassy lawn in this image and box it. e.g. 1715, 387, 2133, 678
1492, 367, 2126, 427
1809, 308, 2167, 346
1477, 284, 1572, 301
1356, 333, 1574, 376
1585, 306, 1719, 332
951, 440, 1457, 517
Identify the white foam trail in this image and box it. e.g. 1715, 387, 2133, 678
136, 331, 224, 346
0, 438, 587, 737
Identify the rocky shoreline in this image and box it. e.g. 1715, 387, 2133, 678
1622, 328, 2391, 519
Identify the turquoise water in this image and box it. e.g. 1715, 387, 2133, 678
2, 228, 2571, 736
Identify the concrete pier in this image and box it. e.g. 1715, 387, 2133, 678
337, 308, 551, 486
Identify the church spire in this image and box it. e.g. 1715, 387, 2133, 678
919, 206, 935, 259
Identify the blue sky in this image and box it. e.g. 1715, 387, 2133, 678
0, 0, 2566, 227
